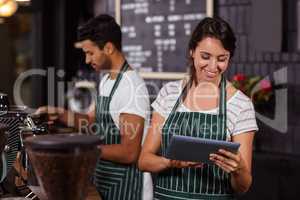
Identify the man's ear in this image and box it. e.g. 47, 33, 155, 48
103, 42, 114, 55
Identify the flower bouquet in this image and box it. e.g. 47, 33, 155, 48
231, 73, 274, 116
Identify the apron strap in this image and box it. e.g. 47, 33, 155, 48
219, 75, 227, 116
218, 75, 227, 137
109, 61, 130, 99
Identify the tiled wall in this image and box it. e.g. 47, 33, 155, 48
217, 0, 300, 75
217, 0, 300, 155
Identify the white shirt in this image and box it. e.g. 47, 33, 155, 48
99, 70, 150, 130
152, 80, 259, 139
99, 70, 153, 200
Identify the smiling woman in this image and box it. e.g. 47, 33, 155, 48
138, 17, 258, 200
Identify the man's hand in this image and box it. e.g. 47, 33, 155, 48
34, 106, 65, 124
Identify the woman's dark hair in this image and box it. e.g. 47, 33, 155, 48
77, 14, 122, 51
188, 17, 236, 85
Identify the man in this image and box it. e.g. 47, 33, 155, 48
36, 14, 152, 200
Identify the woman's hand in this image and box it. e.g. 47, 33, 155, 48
209, 149, 245, 175
164, 158, 203, 169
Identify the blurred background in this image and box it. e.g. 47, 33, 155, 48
0, 0, 299, 199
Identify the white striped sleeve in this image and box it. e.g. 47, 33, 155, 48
151, 81, 181, 118
231, 100, 259, 136
151, 84, 170, 118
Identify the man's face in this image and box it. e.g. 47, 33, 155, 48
80, 39, 110, 72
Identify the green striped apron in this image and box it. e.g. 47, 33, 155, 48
154, 76, 235, 200
94, 61, 143, 200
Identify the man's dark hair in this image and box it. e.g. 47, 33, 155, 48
77, 14, 122, 51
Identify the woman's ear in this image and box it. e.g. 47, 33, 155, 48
190, 49, 194, 58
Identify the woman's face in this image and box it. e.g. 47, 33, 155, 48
191, 37, 230, 84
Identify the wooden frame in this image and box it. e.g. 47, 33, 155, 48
116, 0, 214, 80
115, 0, 121, 25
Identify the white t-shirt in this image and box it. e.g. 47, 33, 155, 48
98, 70, 153, 200
99, 70, 150, 131
152, 80, 258, 140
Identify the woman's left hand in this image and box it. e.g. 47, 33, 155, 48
209, 149, 245, 174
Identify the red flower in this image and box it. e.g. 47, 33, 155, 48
233, 73, 246, 82
259, 79, 272, 92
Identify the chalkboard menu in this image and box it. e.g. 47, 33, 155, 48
121, 0, 207, 72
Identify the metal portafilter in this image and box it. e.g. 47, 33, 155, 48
24, 134, 101, 200
29, 112, 75, 134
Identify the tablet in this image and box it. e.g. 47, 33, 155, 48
165, 135, 240, 164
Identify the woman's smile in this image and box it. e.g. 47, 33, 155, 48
203, 69, 218, 78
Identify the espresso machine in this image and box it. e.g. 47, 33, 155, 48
0, 93, 27, 184
0, 92, 102, 200
0, 93, 48, 196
